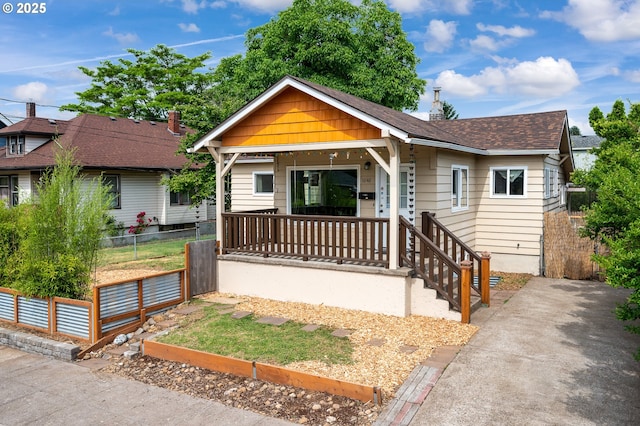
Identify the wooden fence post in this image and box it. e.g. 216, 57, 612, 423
460, 260, 472, 324
481, 252, 491, 307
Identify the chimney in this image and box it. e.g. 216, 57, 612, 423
168, 111, 181, 135
429, 87, 444, 121
26, 102, 36, 118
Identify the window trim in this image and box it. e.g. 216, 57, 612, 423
0, 175, 19, 206
490, 166, 528, 198
252, 171, 274, 196
451, 164, 469, 212
544, 167, 551, 199
103, 174, 121, 209
170, 190, 192, 206
286, 165, 360, 216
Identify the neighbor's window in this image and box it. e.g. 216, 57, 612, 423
289, 168, 357, 216
544, 168, 551, 199
451, 165, 469, 211
253, 172, 274, 195
170, 190, 192, 206
103, 174, 121, 209
552, 169, 559, 197
0, 175, 19, 207
7, 135, 25, 156
491, 167, 526, 197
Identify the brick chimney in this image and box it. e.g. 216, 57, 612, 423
429, 87, 444, 121
26, 102, 36, 118
168, 111, 181, 135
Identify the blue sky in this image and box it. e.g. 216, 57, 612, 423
2, 0, 640, 135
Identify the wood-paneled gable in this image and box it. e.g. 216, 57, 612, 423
222, 88, 381, 147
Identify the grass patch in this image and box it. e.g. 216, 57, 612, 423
493, 271, 532, 290
157, 304, 354, 366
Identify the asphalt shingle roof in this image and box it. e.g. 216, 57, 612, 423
571, 135, 603, 149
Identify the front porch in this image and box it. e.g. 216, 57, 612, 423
218, 211, 490, 322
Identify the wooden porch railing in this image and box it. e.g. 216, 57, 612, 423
221, 212, 390, 267
421, 212, 490, 305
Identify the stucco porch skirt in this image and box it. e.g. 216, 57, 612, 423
217, 255, 460, 321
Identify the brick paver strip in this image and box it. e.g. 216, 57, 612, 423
331, 329, 353, 338
172, 306, 201, 315
256, 316, 289, 326
302, 324, 320, 332
231, 311, 252, 319
366, 338, 386, 347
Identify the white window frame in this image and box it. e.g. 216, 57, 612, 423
552, 169, 559, 197
490, 166, 528, 198
103, 174, 121, 209
253, 171, 274, 196
544, 168, 551, 199
451, 165, 469, 212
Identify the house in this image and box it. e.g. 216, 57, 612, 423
190, 76, 573, 320
571, 134, 603, 170
0, 103, 213, 232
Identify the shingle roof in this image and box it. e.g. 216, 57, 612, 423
0, 114, 190, 171
287, 76, 568, 152
571, 135, 603, 149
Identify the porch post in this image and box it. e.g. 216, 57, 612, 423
387, 136, 400, 269
214, 149, 224, 251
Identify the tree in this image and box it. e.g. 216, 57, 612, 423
443, 101, 459, 120
12, 146, 112, 299
211, 0, 425, 112
573, 100, 640, 359
570, 125, 581, 135
61, 44, 216, 126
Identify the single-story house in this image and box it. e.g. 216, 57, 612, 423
571, 134, 603, 170
190, 76, 574, 320
0, 103, 213, 232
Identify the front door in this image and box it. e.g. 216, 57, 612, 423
376, 164, 415, 224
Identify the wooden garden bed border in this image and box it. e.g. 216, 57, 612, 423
143, 339, 382, 405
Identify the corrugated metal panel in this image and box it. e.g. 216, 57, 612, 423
143, 273, 181, 307
99, 281, 139, 318
56, 303, 90, 339
17, 296, 49, 329
0, 292, 14, 321
102, 315, 141, 333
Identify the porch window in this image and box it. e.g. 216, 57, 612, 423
491, 167, 526, 197
451, 165, 469, 211
103, 174, 121, 209
0, 175, 18, 206
253, 172, 274, 195
290, 168, 357, 216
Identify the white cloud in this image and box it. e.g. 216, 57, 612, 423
476, 23, 535, 38
625, 69, 640, 82
469, 35, 501, 52
542, 0, 640, 42
13, 82, 49, 102
229, 0, 292, 13
108, 6, 120, 16
182, 0, 208, 14
424, 20, 457, 53
435, 57, 580, 98
386, 0, 472, 15
103, 27, 140, 44
179, 23, 201, 32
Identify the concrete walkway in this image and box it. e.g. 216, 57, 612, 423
410, 277, 640, 425
0, 345, 294, 425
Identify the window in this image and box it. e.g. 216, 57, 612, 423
103, 174, 121, 209
0, 175, 19, 206
553, 169, 559, 197
170, 190, 192, 206
253, 172, 274, 195
544, 168, 551, 199
7, 136, 25, 156
451, 165, 469, 211
290, 168, 357, 216
491, 167, 526, 197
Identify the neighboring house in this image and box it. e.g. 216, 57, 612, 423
571, 134, 603, 170
190, 76, 574, 319
0, 103, 211, 232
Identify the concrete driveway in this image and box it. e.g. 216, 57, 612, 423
410, 277, 640, 425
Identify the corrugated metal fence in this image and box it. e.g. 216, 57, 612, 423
0, 269, 187, 343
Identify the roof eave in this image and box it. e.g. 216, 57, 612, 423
408, 138, 487, 155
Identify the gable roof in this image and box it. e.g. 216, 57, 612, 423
0, 114, 191, 171
571, 135, 603, 150
192, 75, 570, 156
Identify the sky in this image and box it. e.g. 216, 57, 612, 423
2, 0, 640, 135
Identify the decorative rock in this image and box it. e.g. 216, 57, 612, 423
123, 350, 139, 359
135, 327, 144, 335
312, 404, 322, 411
326, 416, 337, 424
113, 334, 128, 345
126, 332, 134, 340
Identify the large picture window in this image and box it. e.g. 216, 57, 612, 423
491, 167, 526, 197
289, 168, 357, 216
451, 165, 469, 211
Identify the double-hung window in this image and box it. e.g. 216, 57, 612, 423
544, 168, 551, 199
7, 136, 25, 156
0, 175, 19, 206
491, 167, 527, 197
103, 174, 121, 209
451, 165, 469, 211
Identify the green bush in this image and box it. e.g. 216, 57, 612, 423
15, 254, 90, 299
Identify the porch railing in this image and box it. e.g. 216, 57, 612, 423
222, 212, 390, 267
420, 212, 490, 306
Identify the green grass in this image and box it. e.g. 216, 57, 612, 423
158, 304, 354, 366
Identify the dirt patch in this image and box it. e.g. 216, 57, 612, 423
92, 267, 165, 285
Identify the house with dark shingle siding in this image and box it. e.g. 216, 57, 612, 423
193, 76, 574, 280
0, 103, 213, 232
571, 134, 603, 170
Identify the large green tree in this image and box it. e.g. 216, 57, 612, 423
573, 99, 640, 359
211, 0, 425, 112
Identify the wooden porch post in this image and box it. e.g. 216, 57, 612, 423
386, 135, 400, 269
460, 259, 472, 324
481, 251, 491, 306
214, 150, 224, 252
